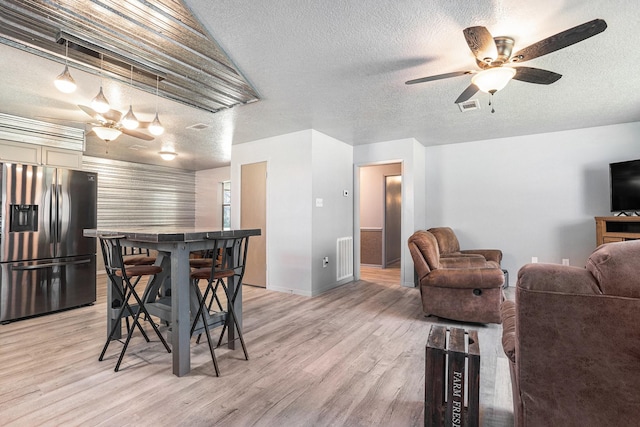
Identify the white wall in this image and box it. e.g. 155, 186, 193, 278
311, 130, 354, 294
195, 166, 230, 228
425, 121, 640, 285
231, 129, 355, 296
231, 130, 314, 295
354, 138, 426, 287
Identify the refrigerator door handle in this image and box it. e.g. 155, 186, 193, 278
56, 183, 63, 245
12, 259, 92, 271
50, 182, 57, 243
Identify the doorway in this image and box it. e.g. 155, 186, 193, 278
384, 175, 402, 268
241, 161, 267, 287
358, 163, 402, 284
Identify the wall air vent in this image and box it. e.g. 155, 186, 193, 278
458, 99, 481, 112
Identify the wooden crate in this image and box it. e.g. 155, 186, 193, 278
425, 326, 480, 427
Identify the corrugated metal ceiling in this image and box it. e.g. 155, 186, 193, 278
0, 0, 259, 114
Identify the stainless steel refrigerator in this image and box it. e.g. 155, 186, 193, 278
0, 163, 97, 322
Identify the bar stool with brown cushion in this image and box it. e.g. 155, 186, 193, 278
98, 235, 171, 372
122, 246, 156, 266
189, 235, 250, 376
189, 247, 225, 269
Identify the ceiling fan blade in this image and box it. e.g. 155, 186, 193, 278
511, 19, 607, 62
463, 26, 498, 62
122, 128, 154, 141
513, 67, 562, 84
102, 109, 122, 123
78, 104, 123, 123
405, 71, 473, 85
78, 104, 101, 120
454, 84, 479, 104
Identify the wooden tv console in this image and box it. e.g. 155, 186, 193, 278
595, 216, 640, 246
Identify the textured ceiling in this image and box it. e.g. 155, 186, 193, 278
1, 0, 639, 171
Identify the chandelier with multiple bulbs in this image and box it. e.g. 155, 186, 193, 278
53, 43, 176, 160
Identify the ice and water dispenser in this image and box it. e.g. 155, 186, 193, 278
9, 204, 38, 232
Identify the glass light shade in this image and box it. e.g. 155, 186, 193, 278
148, 112, 164, 136
93, 126, 122, 141
54, 65, 77, 93
471, 67, 517, 93
91, 86, 111, 113
121, 105, 139, 130
159, 151, 177, 161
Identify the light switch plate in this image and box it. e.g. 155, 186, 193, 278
316, 198, 323, 207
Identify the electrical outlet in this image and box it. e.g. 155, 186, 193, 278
562, 258, 570, 266
323, 256, 329, 268
531, 257, 538, 263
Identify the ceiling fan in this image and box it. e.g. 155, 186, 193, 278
405, 19, 607, 108
78, 104, 154, 143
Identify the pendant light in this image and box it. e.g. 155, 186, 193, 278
121, 65, 139, 130
148, 75, 165, 136
91, 53, 111, 114
54, 40, 77, 93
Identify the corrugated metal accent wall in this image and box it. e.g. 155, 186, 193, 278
83, 156, 195, 228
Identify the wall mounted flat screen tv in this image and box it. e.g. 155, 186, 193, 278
610, 159, 640, 213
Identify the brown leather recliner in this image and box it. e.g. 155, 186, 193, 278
428, 227, 502, 267
501, 240, 640, 427
408, 230, 504, 324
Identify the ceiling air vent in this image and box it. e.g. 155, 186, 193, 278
458, 99, 481, 112
187, 123, 211, 131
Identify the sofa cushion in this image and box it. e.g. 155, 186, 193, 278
408, 230, 440, 271
428, 227, 460, 254
425, 267, 504, 289
586, 240, 640, 298
500, 300, 516, 363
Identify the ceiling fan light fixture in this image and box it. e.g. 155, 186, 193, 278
471, 67, 516, 94
54, 64, 77, 93
121, 105, 139, 130
93, 125, 122, 141
148, 112, 165, 135
159, 150, 177, 161
91, 86, 111, 114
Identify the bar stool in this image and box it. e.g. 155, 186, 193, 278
189, 247, 223, 269
98, 235, 171, 372
122, 246, 156, 266
189, 235, 250, 376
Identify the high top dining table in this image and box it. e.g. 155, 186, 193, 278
83, 227, 261, 377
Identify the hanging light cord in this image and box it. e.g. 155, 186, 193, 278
130, 64, 134, 103
100, 53, 103, 83
155, 75, 160, 113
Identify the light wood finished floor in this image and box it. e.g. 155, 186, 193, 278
0, 266, 514, 426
